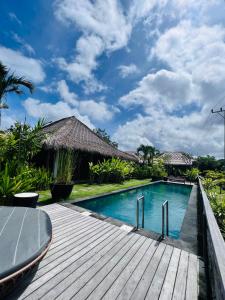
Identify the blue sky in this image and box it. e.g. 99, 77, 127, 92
1, 0, 225, 157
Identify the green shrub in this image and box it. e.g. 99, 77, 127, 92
133, 159, 167, 180
209, 193, 225, 238
204, 170, 225, 180
0, 163, 34, 204
89, 158, 134, 183
202, 177, 215, 191
133, 165, 151, 179
53, 149, 77, 184
185, 168, 199, 182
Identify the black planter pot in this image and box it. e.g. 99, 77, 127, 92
50, 183, 74, 200
13, 193, 39, 208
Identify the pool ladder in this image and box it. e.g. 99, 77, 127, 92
136, 194, 145, 230
136, 196, 169, 239
162, 200, 169, 239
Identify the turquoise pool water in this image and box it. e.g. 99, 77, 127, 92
75, 182, 192, 239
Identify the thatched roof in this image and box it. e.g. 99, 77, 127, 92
42, 116, 138, 162
160, 152, 193, 166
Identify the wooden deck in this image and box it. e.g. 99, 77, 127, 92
8, 204, 201, 300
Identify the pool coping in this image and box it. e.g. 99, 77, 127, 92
61, 180, 198, 254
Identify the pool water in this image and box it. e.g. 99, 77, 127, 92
75, 182, 192, 239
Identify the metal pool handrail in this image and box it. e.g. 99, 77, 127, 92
162, 200, 169, 239
136, 194, 145, 230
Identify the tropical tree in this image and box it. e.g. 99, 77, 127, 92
137, 144, 160, 165
93, 128, 118, 148
0, 62, 34, 127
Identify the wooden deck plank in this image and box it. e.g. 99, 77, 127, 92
159, 247, 181, 300
7, 204, 201, 300
130, 242, 166, 300
172, 250, 189, 300
15, 223, 115, 298
41, 231, 128, 299
185, 253, 198, 300
27, 231, 133, 299
87, 236, 146, 300
35, 223, 118, 278
102, 238, 152, 300
145, 245, 173, 300
116, 240, 159, 300
56, 234, 140, 300
25, 228, 127, 299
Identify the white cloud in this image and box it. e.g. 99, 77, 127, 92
115, 19, 225, 157
56, 80, 117, 121
119, 69, 193, 112
23, 97, 94, 129
113, 111, 223, 157
118, 64, 139, 78
8, 12, 22, 26
57, 80, 79, 106
23, 80, 119, 125
0, 46, 45, 83
79, 100, 119, 122
55, 0, 132, 92
12, 33, 35, 55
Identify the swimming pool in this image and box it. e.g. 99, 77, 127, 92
75, 182, 192, 239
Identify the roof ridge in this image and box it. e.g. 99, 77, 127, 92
43, 116, 75, 129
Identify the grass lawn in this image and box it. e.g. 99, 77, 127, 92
38, 178, 151, 205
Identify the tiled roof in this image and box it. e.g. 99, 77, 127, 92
160, 152, 193, 166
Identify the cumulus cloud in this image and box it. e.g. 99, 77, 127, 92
55, 0, 132, 93
79, 100, 119, 122
119, 69, 193, 112
0, 46, 45, 83
113, 111, 223, 157
23, 97, 94, 129
115, 16, 225, 156
118, 64, 139, 78
23, 80, 119, 125
57, 80, 79, 106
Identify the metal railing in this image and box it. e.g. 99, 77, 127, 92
198, 177, 225, 299
162, 200, 169, 239
136, 194, 145, 230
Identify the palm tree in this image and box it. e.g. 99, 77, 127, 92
137, 144, 160, 165
0, 62, 34, 127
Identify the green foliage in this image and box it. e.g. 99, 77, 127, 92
204, 170, 224, 179
193, 155, 222, 172
0, 120, 51, 202
0, 61, 33, 116
54, 149, 77, 184
137, 144, 160, 165
133, 159, 167, 180
0, 163, 52, 203
0, 119, 46, 168
208, 192, 225, 237
89, 158, 134, 183
93, 128, 118, 148
185, 168, 199, 182
0, 163, 33, 204
202, 177, 215, 191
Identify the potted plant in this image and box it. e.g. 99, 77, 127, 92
50, 149, 75, 200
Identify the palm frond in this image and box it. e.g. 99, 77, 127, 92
6, 75, 34, 94
0, 62, 8, 78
